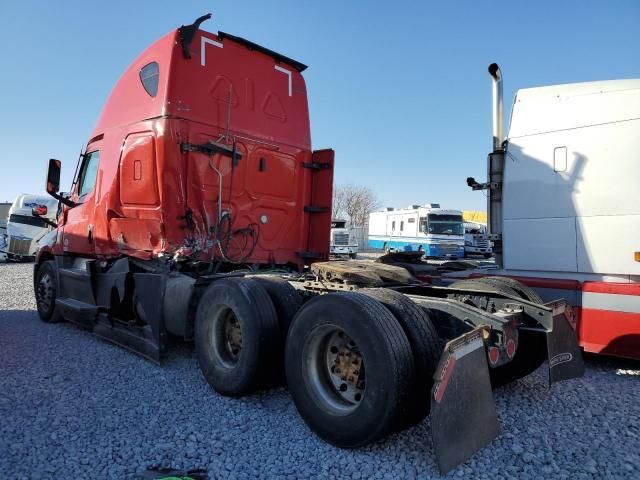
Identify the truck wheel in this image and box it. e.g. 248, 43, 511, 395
250, 276, 302, 385
34, 260, 63, 323
477, 276, 543, 304
360, 288, 442, 429
449, 278, 546, 387
250, 276, 302, 337
285, 292, 415, 448
195, 277, 280, 396
349, 253, 357, 259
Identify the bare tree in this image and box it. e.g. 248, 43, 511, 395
332, 185, 348, 221
332, 183, 379, 226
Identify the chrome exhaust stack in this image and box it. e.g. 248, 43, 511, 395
488, 63, 504, 151
487, 63, 504, 266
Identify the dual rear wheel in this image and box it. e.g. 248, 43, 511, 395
196, 279, 442, 448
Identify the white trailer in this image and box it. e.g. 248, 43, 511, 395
368, 204, 465, 258
3, 194, 58, 261
462, 65, 640, 360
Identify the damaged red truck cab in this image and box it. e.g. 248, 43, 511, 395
40, 23, 332, 267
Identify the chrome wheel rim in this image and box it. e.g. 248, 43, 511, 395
37, 271, 54, 312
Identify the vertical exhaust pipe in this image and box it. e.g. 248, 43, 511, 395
488, 63, 503, 151
486, 63, 504, 267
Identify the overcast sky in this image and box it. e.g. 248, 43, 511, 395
1, 0, 638, 210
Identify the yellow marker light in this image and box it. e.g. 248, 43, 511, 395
635, 252, 640, 262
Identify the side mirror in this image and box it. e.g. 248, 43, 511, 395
47, 159, 61, 194
45, 159, 76, 208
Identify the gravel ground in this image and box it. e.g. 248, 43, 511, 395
1, 262, 639, 479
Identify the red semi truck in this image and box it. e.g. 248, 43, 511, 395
32, 15, 584, 473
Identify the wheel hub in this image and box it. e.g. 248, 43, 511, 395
37, 272, 54, 311
223, 311, 242, 360
325, 331, 366, 404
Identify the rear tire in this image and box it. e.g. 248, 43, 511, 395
34, 260, 63, 323
285, 292, 415, 448
477, 276, 543, 304
449, 278, 546, 387
359, 288, 442, 428
195, 277, 280, 396
250, 276, 302, 338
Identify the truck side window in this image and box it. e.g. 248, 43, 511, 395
78, 151, 100, 198
140, 62, 159, 97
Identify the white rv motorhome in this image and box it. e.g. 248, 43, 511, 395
464, 221, 493, 258
2, 194, 58, 261
368, 204, 465, 258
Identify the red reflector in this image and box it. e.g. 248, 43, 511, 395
506, 339, 516, 359
488, 346, 500, 365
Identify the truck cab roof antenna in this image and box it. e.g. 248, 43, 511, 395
179, 13, 212, 59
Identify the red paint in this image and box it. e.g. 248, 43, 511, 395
433, 356, 456, 404
577, 307, 640, 359
463, 273, 640, 360
38, 27, 332, 270
488, 347, 500, 366
582, 282, 640, 296
469, 273, 581, 291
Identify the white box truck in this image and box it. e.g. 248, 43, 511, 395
329, 219, 358, 258
464, 221, 492, 258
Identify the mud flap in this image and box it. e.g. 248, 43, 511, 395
430, 327, 500, 474
545, 301, 585, 384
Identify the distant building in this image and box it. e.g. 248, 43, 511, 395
0, 202, 10, 240
0, 202, 11, 227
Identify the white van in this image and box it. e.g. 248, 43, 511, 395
2, 194, 58, 261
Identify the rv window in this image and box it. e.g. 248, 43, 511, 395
78, 151, 100, 198
400, 221, 404, 231
140, 62, 159, 97
392, 221, 396, 230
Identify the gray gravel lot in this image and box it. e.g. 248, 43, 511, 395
1, 262, 639, 479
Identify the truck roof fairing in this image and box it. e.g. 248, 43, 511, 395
91, 27, 311, 149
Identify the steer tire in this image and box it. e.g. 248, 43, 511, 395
449, 278, 546, 388
34, 260, 63, 324
195, 277, 280, 396
285, 292, 415, 448
360, 288, 442, 429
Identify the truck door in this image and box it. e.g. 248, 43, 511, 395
61, 145, 101, 256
